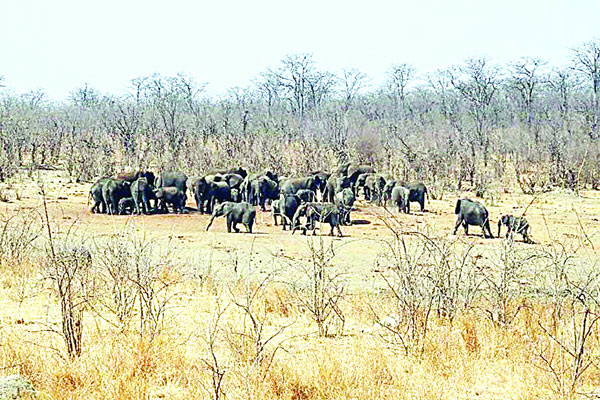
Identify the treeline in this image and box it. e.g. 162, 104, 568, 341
2, 40, 600, 194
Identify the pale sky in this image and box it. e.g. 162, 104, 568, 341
1, 0, 599, 100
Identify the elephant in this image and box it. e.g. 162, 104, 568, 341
295, 189, 316, 203
355, 173, 374, 200
324, 175, 351, 203
272, 194, 300, 230
309, 170, 331, 195
252, 176, 279, 211
292, 202, 343, 237
154, 186, 186, 213
116, 170, 156, 187
206, 202, 256, 233
382, 179, 398, 205
118, 197, 135, 215
391, 186, 410, 213
334, 162, 351, 177
89, 177, 111, 213
156, 171, 188, 206
334, 188, 355, 225
279, 176, 319, 196
347, 165, 375, 189
102, 178, 132, 215
242, 170, 278, 203
211, 166, 248, 179
130, 177, 155, 214
405, 182, 428, 213
498, 215, 532, 243
454, 199, 493, 238
206, 181, 232, 214
363, 174, 386, 204
193, 177, 210, 213
219, 173, 244, 190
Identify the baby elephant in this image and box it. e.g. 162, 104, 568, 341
154, 187, 186, 213
454, 198, 494, 238
118, 197, 135, 215
206, 201, 256, 233
498, 215, 533, 243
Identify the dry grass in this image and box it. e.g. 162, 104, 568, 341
0, 173, 599, 399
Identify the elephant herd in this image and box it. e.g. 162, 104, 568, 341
88, 163, 533, 242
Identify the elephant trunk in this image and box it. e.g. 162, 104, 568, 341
206, 214, 217, 231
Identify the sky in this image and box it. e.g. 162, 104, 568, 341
1, 0, 599, 100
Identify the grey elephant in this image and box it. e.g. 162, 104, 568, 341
279, 176, 319, 196
498, 215, 532, 243
272, 194, 301, 230
155, 186, 186, 213
89, 177, 111, 213
211, 166, 248, 179
295, 189, 316, 203
219, 173, 244, 190
381, 179, 398, 205
131, 177, 155, 214
454, 199, 493, 238
405, 182, 428, 213
102, 178, 132, 215
157, 171, 188, 206
252, 176, 279, 211
116, 170, 156, 187
292, 202, 343, 237
391, 186, 410, 213
118, 197, 135, 215
354, 173, 373, 200
335, 188, 355, 225
206, 201, 256, 233
347, 165, 376, 189
324, 175, 351, 203
193, 177, 210, 213
309, 170, 331, 195
242, 170, 278, 204
206, 181, 232, 214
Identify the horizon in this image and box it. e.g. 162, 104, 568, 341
2, 0, 600, 100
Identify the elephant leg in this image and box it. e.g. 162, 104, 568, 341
226, 214, 233, 233
406, 201, 410, 214
337, 224, 343, 238
420, 196, 425, 212
463, 222, 469, 236
453, 217, 463, 235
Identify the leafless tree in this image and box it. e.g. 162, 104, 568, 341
572, 40, 600, 135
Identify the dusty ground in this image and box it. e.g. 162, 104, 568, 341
1, 170, 598, 288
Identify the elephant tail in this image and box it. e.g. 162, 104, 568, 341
454, 199, 461, 215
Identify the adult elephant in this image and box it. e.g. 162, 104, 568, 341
211, 166, 248, 179
155, 187, 186, 214
334, 162, 351, 177
354, 173, 373, 200
157, 171, 188, 194
101, 178, 132, 215
279, 176, 319, 196
131, 177, 156, 214
347, 165, 375, 189
404, 182, 428, 213
334, 188, 355, 225
116, 170, 156, 187
324, 175, 351, 203
206, 202, 256, 233
252, 176, 279, 211
89, 177, 111, 213
206, 181, 232, 214
309, 170, 331, 195
272, 194, 300, 230
391, 186, 410, 213
242, 170, 278, 204
219, 173, 244, 190
381, 179, 398, 205
454, 198, 493, 238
